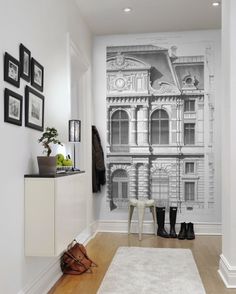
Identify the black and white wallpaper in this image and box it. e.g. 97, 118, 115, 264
106, 44, 215, 220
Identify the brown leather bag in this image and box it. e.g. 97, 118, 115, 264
60, 239, 97, 275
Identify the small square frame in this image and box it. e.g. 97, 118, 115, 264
4, 88, 23, 126
4, 52, 20, 88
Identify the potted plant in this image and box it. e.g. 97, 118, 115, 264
37, 127, 63, 175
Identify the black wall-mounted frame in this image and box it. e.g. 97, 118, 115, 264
4, 52, 20, 88
20, 44, 31, 82
25, 86, 44, 131
4, 88, 23, 126
31, 58, 44, 92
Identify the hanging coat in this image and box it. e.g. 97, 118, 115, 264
92, 125, 106, 192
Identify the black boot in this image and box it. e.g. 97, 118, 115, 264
156, 207, 169, 238
186, 222, 195, 240
169, 207, 177, 238
178, 222, 187, 240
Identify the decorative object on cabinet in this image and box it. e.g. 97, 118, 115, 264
56, 153, 73, 171
4, 52, 20, 87
25, 85, 44, 131
68, 120, 81, 170
19, 43, 31, 82
4, 88, 23, 126
31, 57, 44, 92
37, 127, 63, 175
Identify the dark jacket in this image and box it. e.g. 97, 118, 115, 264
92, 126, 106, 192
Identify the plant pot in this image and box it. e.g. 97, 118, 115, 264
37, 156, 57, 175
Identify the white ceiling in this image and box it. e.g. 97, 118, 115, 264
76, 0, 221, 35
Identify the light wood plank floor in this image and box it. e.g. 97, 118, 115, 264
49, 233, 236, 294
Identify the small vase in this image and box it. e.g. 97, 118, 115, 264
37, 156, 57, 175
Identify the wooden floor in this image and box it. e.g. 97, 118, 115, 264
49, 232, 236, 294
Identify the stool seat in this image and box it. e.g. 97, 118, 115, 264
129, 198, 155, 206
128, 198, 156, 241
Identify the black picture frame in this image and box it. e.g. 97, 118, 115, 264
4, 88, 23, 126
4, 52, 20, 88
31, 58, 44, 92
20, 44, 31, 82
25, 86, 44, 131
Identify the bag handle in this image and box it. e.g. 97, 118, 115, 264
67, 239, 77, 251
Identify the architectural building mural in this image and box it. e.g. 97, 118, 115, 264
106, 44, 215, 216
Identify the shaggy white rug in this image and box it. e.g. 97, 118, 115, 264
97, 247, 206, 294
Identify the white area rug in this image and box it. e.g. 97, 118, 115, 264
97, 247, 206, 294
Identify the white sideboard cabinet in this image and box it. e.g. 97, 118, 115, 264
24, 171, 86, 256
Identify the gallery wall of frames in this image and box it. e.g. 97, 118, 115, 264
3, 44, 44, 131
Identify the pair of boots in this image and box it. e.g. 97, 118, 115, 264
156, 207, 177, 238
178, 222, 195, 240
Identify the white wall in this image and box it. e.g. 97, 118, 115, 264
0, 1, 94, 293
218, 0, 236, 287
93, 30, 221, 229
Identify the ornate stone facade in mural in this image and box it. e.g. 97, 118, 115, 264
106, 45, 214, 214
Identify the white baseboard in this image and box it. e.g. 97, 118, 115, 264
97, 220, 222, 235
76, 221, 98, 245
18, 222, 97, 294
218, 254, 236, 288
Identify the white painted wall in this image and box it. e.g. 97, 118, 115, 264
93, 30, 221, 228
218, 0, 236, 287
0, 1, 94, 293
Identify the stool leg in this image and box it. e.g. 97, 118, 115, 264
150, 206, 157, 235
128, 205, 135, 234
137, 204, 145, 241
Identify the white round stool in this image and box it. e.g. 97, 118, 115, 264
128, 198, 157, 241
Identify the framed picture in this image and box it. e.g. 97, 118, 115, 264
4, 52, 20, 88
31, 58, 44, 92
4, 88, 23, 126
20, 44, 31, 82
25, 86, 44, 131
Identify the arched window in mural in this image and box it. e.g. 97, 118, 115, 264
151, 169, 169, 206
151, 109, 169, 144
111, 110, 129, 151
111, 169, 128, 199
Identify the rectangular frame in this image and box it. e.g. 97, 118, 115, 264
25, 86, 44, 131
4, 52, 20, 88
4, 88, 23, 126
20, 43, 31, 82
31, 58, 44, 92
